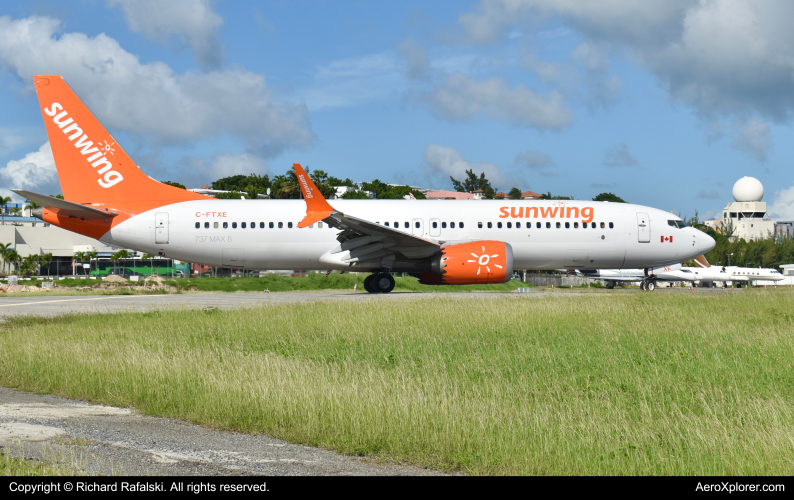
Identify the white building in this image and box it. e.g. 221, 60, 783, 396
721, 177, 775, 242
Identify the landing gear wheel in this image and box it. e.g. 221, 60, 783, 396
646, 280, 656, 292
364, 274, 376, 294
640, 280, 648, 291
606, 281, 615, 290
373, 273, 395, 293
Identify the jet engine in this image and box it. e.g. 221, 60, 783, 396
419, 241, 514, 285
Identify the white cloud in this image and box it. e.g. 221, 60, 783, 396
603, 143, 638, 167
398, 38, 431, 80
731, 119, 772, 162
0, 16, 314, 158
770, 185, 794, 221
108, 0, 224, 67
423, 143, 521, 191
515, 150, 554, 168
0, 142, 59, 193
300, 53, 403, 111
458, 1, 794, 124
418, 72, 572, 130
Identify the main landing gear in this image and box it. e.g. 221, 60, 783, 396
640, 279, 656, 292
364, 273, 395, 294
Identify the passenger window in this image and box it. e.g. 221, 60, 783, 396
241, 222, 246, 229
600, 222, 605, 229
309, 224, 314, 228
394, 222, 398, 228
565, 222, 570, 228
582, 222, 587, 229
260, 222, 264, 228
506, 222, 512, 229
478, 222, 483, 228
204, 222, 209, 229
232, 222, 238, 229
214, 222, 219, 229
591, 222, 596, 228
442, 222, 446, 229
609, 222, 614, 229
537, 222, 541, 229
488, 222, 492, 228
386, 222, 391, 227
546, 222, 551, 228
459, 222, 464, 228
574, 222, 579, 228
415, 222, 420, 228
195, 222, 200, 229
318, 222, 323, 228
497, 222, 502, 228
278, 222, 283, 228
288, 222, 293, 228
269, 222, 274, 228
223, 222, 228, 229
251, 222, 255, 229
516, 222, 521, 228
556, 222, 561, 228
451, 222, 456, 229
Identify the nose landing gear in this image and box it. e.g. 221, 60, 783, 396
364, 273, 395, 293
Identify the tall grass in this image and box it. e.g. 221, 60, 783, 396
1, 291, 793, 475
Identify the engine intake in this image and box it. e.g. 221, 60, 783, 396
420, 241, 513, 285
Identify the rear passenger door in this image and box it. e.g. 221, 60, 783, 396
412, 218, 424, 237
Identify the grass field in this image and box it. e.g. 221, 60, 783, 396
1, 291, 793, 475
1, 274, 527, 295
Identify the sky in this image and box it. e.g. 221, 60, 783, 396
1, 0, 794, 221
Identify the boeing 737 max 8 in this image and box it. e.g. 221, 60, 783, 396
16, 75, 716, 293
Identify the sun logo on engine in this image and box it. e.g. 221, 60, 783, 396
468, 246, 503, 275
100, 140, 115, 156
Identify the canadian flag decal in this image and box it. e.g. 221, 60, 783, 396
661, 236, 673, 243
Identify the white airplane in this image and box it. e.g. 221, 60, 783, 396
15, 75, 715, 293
577, 255, 784, 291
689, 255, 784, 286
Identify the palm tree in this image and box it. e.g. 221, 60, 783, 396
73, 251, 86, 276
86, 251, 98, 276
21, 254, 40, 276
0, 196, 11, 225
5, 249, 19, 275
0, 242, 11, 274
40, 253, 53, 277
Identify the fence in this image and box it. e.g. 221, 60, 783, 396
523, 273, 602, 287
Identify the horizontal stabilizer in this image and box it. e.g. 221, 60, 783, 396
12, 189, 118, 220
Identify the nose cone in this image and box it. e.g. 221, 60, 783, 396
700, 231, 716, 254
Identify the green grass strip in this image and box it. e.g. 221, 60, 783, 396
1, 291, 793, 475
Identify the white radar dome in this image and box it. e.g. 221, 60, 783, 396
732, 176, 764, 202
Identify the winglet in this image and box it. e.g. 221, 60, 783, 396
294, 163, 334, 228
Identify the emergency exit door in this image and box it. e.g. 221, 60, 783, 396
412, 218, 424, 237
636, 212, 650, 243
155, 212, 169, 244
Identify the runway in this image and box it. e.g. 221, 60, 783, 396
0, 288, 755, 318
0, 291, 519, 318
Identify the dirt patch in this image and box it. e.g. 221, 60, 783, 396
103, 275, 127, 283
2, 285, 46, 293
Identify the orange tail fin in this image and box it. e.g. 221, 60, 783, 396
294, 163, 334, 228
33, 75, 209, 205
694, 255, 711, 268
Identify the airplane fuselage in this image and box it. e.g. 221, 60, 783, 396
100, 200, 711, 271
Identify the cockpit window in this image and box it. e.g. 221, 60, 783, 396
668, 220, 676, 227
675, 220, 687, 228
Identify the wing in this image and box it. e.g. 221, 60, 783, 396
13, 189, 119, 220
293, 163, 440, 265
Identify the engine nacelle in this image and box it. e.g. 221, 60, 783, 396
419, 241, 513, 285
